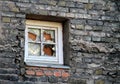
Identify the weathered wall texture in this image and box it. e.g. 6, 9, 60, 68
0, 0, 120, 84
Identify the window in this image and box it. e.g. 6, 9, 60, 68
25, 20, 63, 65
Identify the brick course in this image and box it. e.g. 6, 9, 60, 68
26, 66, 70, 79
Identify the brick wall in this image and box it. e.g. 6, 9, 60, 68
0, 0, 120, 84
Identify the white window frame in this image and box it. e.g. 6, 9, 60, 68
24, 20, 63, 65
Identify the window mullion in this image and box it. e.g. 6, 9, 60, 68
41, 28, 43, 56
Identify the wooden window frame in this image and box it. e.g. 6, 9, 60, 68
24, 20, 63, 65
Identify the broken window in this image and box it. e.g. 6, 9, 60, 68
25, 20, 63, 65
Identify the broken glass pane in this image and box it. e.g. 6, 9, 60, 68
28, 28, 41, 42
42, 30, 55, 43
42, 44, 56, 56
28, 43, 41, 56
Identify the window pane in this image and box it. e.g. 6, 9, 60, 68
28, 28, 41, 42
42, 30, 55, 43
42, 44, 56, 57
28, 43, 41, 56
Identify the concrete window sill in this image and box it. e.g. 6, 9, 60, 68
25, 62, 70, 69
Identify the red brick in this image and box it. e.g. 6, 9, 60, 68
44, 70, 53, 76
26, 70, 35, 75
36, 70, 44, 76
54, 71, 61, 77
62, 71, 70, 78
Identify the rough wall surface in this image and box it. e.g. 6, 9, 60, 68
0, 0, 120, 84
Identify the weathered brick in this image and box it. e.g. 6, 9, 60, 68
44, 70, 53, 76
76, 2, 85, 8
62, 71, 70, 78
3, 1, 19, 12
83, 14, 91, 19
85, 25, 92, 30
2, 12, 15, 17
26, 70, 35, 75
88, 20, 103, 26
92, 36, 101, 42
24, 76, 37, 82
37, 0, 50, 5
17, 0, 30, 3
76, 24, 85, 30
66, 13, 75, 18
0, 80, 16, 84
51, 6, 68, 12
70, 79, 86, 84
66, 1, 75, 7
85, 3, 93, 10
56, 12, 66, 17
0, 68, 19, 74
0, 58, 13, 63
75, 14, 91, 19
71, 19, 86, 24
95, 79, 105, 84
38, 10, 48, 15
36, 70, 44, 76
0, 74, 19, 81
48, 76, 58, 83
16, 3, 32, 8
11, 7, 19, 12
49, 0, 57, 6
15, 14, 25, 18
101, 16, 115, 21
54, 71, 61, 77
74, 0, 88, 3
75, 14, 84, 18
93, 3, 103, 10
83, 57, 92, 63
70, 8, 87, 14
101, 37, 118, 43
83, 36, 91, 41
93, 26, 103, 31
90, 32, 106, 37
2, 17, 11, 22
90, 0, 105, 4
70, 29, 88, 36
95, 69, 103, 75
88, 10, 100, 15
58, 1, 66, 7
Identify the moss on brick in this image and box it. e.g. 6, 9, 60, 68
85, 3, 93, 10
58, 1, 66, 6
11, 7, 19, 12
95, 80, 104, 84
95, 69, 103, 75
2, 17, 11, 23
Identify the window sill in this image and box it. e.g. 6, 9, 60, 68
25, 62, 70, 69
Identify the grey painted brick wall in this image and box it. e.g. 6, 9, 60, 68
0, 0, 120, 84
